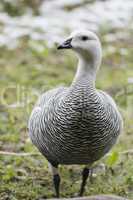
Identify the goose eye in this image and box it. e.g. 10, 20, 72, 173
81, 36, 89, 41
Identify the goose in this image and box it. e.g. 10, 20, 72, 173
28, 30, 123, 197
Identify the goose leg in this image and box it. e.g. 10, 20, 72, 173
79, 167, 93, 196
49, 163, 60, 198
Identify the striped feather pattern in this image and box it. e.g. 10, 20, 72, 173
28, 76, 123, 166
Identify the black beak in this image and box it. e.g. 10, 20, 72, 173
57, 38, 72, 50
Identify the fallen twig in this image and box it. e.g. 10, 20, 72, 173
0, 151, 41, 156
120, 149, 133, 155
0, 149, 132, 157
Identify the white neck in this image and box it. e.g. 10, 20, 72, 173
72, 56, 97, 88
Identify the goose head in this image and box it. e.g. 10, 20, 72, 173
57, 30, 102, 72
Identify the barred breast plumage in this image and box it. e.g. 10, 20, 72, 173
28, 30, 123, 197
29, 76, 122, 166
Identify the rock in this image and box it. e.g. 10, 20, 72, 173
49, 195, 128, 200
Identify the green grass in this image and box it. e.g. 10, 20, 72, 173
0, 31, 133, 200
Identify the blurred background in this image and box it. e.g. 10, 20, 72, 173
0, 0, 133, 199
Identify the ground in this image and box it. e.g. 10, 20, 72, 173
0, 29, 133, 200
